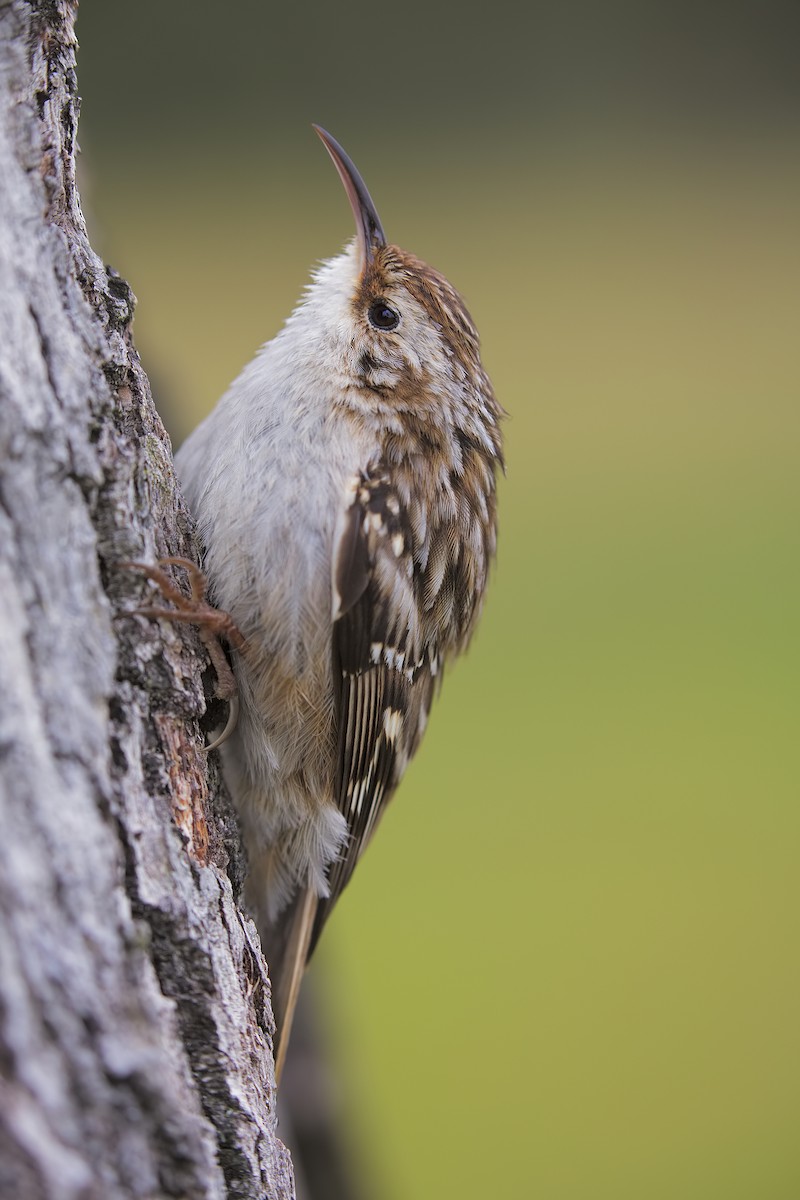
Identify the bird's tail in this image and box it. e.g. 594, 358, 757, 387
260, 886, 319, 1082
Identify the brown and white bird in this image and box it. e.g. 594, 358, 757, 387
172, 127, 503, 1076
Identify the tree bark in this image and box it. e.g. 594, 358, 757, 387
0, 2, 295, 1196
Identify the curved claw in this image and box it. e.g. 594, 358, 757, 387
204, 693, 240, 753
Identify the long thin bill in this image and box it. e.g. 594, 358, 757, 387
313, 125, 386, 269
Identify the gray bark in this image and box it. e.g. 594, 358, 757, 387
0, 2, 295, 1196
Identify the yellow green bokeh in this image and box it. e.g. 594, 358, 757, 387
77, 9, 800, 1188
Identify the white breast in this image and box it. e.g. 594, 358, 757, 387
177, 251, 378, 671
174, 246, 383, 916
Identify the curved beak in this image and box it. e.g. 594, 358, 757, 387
313, 125, 386, 271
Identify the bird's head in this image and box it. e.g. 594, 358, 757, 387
281, 127, 497, 442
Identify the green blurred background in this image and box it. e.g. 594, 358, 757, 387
76, 2, 799, 1196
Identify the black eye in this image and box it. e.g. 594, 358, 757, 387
368, 300, 400, 331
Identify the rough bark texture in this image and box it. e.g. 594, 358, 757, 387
0, 2, 295, 1196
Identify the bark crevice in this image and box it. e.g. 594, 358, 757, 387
0, 2, 295, 1196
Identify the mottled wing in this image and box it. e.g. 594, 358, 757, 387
310, 470, 437, 948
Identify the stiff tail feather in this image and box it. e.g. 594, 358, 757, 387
261, 887, 319, 1082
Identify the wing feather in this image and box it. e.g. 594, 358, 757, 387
310, 469, 435, 948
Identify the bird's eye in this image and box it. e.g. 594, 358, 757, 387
368, 300, 400, 331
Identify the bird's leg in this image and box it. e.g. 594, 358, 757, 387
121, 556, 248, 750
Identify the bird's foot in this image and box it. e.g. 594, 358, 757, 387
120, 556, 247, 750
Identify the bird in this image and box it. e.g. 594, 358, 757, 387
147, 127, 503, 1079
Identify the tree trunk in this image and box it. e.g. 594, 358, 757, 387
0, 2, 295, 1196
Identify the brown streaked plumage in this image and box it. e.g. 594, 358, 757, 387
142, 127, 504, 1080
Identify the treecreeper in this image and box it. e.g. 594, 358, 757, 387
138, 128, 504, 1079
